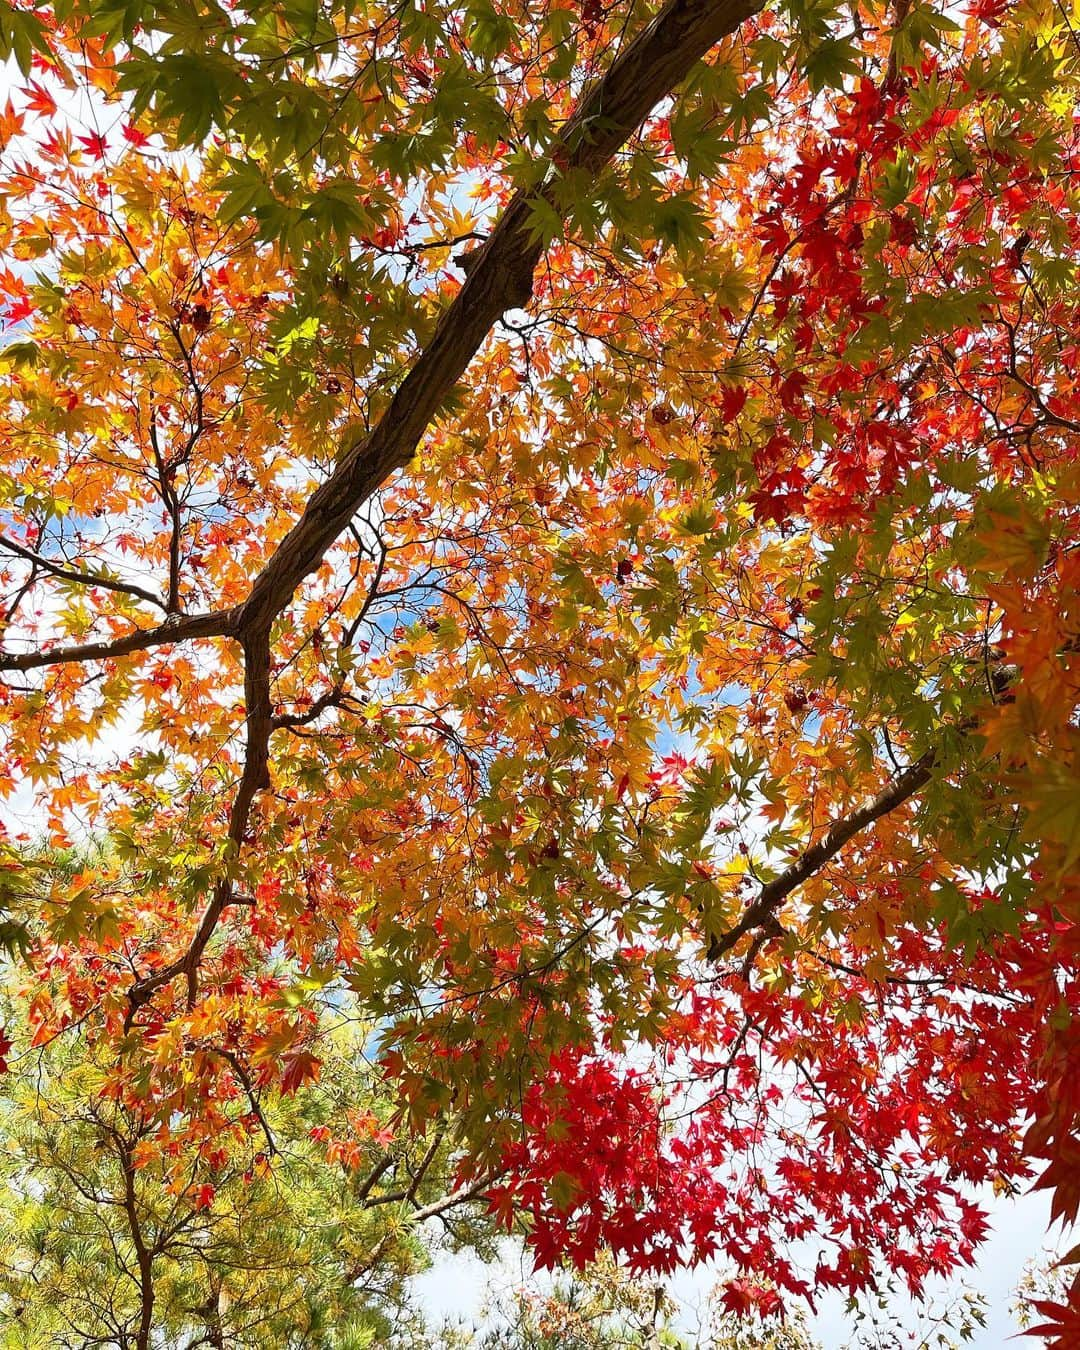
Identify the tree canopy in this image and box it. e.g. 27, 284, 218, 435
0, 0, 1078, 1341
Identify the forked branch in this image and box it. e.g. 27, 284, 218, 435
116, 0, 764, 1013
1, 0, 766, 1021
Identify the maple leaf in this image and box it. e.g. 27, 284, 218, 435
1034, 1139, 1080, 1226
281, 1050, 321, 1095
76, 131, 108, 159
1022, 1298, 1080, 1348
191, 1183, 216, 1210
21, 80, 56, 117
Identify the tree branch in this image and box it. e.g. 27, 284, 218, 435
125, 627, 272, 1019
406, 1172, 499, 1224
707, 748, 937, 961
238, 0, 763, 633
0, 533, 168, 611
0, 608, 238, 672
115, 0, 764, 1019
208, 1045, 277, 1157
354, 1153, 396, 1205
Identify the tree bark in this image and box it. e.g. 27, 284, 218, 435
239, 0, 763, 632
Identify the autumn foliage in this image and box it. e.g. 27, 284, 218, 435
0, 0, 1078, 1341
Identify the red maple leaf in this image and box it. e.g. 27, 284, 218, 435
281, 1049, 320, 1095
76, 131, 108, 159
1022, 1296, 1080, 1349
191, 1183, 216, 1211
21, 80, 56, 118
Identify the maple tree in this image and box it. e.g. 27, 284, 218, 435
0, 0, 1078, 1341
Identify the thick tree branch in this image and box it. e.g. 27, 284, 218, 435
707, 749, 937, 961
354, 1153, 396, 1205
239, 0, 763, 633
406, 1172, 500, 1224
361, 1129, 446, 1210
0, 608, 238, 672
126, 628, 273, 1019
113, 1133, 156, 1350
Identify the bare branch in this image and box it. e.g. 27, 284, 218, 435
0, 533, 168, 611
354, 1153, 396, 1205
406, 1172, 499, 1224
